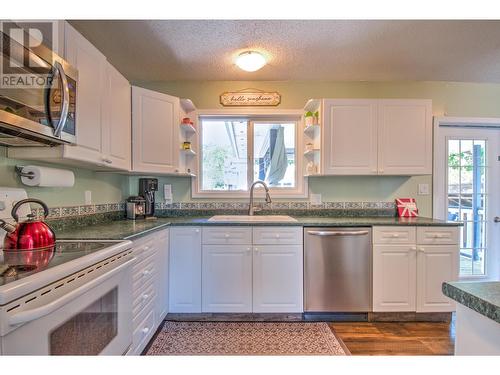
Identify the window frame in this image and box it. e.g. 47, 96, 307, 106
192, 109, 307, 198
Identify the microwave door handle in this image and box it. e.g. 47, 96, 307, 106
52, 61, 70, 137
8, 258, 135, 327
307, 230, 369, 236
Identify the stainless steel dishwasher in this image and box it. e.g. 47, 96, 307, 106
304, 227, 372, 313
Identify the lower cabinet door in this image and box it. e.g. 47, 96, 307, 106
253, 245, 303, 313
373, 245, 417, 312
416, 245, 458, 312
202, 245, 252, 313
169, 227, 202, 313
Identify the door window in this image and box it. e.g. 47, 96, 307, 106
447, 139, 486, 276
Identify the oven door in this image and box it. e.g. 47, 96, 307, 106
2, 258, 133, 355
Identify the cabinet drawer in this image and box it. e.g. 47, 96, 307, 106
417, 227, 459, 245
133, 255, 156, 285
373, 226, 416, 244
202, 227, 252, 244
133, 281, 156, 318
131, 307, 155, 355
253, 227, 303, 245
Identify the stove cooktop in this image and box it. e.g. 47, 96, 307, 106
0, 241, 122, 287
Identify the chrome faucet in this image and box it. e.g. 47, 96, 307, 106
248, 180, 272, 216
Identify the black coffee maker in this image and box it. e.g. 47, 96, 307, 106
139, 178, 158, 218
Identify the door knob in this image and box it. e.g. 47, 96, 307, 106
494, 217, 500, 223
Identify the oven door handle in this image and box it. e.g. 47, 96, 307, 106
8, 258, 134, 327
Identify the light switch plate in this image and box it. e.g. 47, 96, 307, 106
84, 190, 92, 205
418, 183, 430, 195
310, 193, 322, 206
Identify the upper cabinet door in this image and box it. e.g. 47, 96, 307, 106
102, 64, 131, 170
64, 23, 107, 164
132, 86, 180, 174
377, 99, 432, 175
322, 99, 378, 175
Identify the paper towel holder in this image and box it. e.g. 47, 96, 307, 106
14, 166, 35, 180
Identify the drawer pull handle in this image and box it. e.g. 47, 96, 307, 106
141, 327, 150, 335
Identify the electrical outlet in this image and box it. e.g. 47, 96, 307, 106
310, 193, 322, 206
163, 184, 173, 204
84, 190, 92, 205
418, 184, 430, 195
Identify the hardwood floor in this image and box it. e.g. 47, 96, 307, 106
329, 317, 455, 355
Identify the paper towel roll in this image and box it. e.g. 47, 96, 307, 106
20, 166, 75, 187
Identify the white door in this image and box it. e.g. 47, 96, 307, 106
64, 23, 106, 164
132, 86, 180, 173
202, 245, 252, 313
373, 244, 417, 312
416, 245, 458, 312
434, 122, 500, 280
252, 245, 303, 313
378, 99, 432, 175
168, 227, 201, 313
102, 63, 131, 170
322, 99, 378, 175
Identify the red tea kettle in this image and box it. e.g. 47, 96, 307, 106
0, 199, 56, 251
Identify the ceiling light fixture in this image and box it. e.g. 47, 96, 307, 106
235, 51, 266, 72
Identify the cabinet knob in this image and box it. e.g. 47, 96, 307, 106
224, 234, 230, 238
143, 270, 151, 276
142, 294, 149, 300
195, 229, 200, 233
141, 327, 150, 335
254, 247, 259, 252
419, 247, 425, 253
410, 246, 417, 251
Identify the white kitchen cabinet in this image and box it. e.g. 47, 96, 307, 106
202, 245, 252, 312
101, 63, 131, 170
377, 99, 432, 175
322, 99, 378, 175
253, 245, 303, 313
307, 98, 432, 176
373, 226, 459, 313
132, 86, 180, 174
168, 227, 202, 313
129, 229, 169, 355
64, 22, 107, 165
416, 245, 457, 312
373, 244, 417, 312
155, 229, 169, 322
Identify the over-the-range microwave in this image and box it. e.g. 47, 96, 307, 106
0, 24, 78, 147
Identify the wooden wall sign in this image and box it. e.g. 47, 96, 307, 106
220, 90, 281, 106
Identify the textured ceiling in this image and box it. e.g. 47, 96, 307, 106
70, 20, 500, 82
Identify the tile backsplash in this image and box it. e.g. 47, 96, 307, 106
30, 200, 396, 220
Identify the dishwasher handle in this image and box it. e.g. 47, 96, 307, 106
307, 230, 369, 237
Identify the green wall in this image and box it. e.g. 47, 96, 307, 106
0, 147, 127, 207
4, 80, 500, 218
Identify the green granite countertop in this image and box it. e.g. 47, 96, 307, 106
56, 215, 460, 241
442, 281, 500, 324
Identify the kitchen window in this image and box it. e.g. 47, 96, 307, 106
193, 116, 306, 198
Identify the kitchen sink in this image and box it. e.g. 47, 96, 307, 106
208, 215, 298, 223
